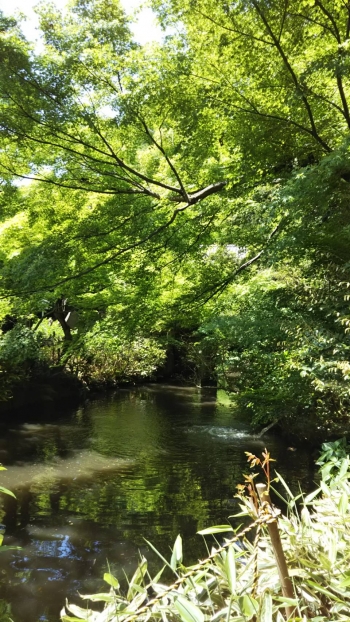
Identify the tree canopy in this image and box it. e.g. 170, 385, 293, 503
1, 0, 350, 432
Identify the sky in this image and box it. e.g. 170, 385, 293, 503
0, 0, 164, 45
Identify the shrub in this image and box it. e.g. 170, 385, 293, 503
64, 327, 166, 385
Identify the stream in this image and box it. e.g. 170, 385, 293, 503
0, 385, 316, 621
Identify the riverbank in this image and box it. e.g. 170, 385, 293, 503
1, 370, 347, 447
0, 369, 86, 414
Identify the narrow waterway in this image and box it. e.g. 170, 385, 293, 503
0, 386, 316, 621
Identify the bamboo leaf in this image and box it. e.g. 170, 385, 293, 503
274, 471, 294, 500
225, 546, 236, 594
80, 593, 115, 603
338, 458, 349, 478
144, 538, 178, 575
338, 491, 348, 515
0, 486, 16, 499
274, 597, 298, 606
174, 595, 205, 622
103, 573, 119, 589
171, 534, 183, 571
304, 488, 321, 504
198, 525, 234, 535
127, 557, 147, 600
238, 595, 259, 620
66, 603, 98, 620
261, 592, 272, 622
307, 580, 343, 602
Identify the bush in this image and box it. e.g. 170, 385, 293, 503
0, 325, 43, 400
64, 326, 166, 385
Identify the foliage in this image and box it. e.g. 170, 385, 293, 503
61, 443, 350, 621
0, 324, 44, 400
64, 325, 166, 385
1, 0, 350, 428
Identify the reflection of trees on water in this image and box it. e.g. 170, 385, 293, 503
0, 599, 13, 622
0, 388, 315, 622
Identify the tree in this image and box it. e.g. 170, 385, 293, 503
2, 0, 350, 430
0, 0, 226, 301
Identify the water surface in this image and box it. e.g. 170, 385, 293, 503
0, 386, 315, 621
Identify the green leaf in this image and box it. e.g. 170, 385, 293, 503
80, 593, 115, 603
144, 538, 178, 575
65, 603, 97, 620
304, 488, 321, 504
127, 557, 147, 600
171, 534, 183, 571
261, 592, 272, 622
306, 581, 343, 602
225, 546, 236, 594
274, 597, 298, 606
0, 486, 16, 499
274, 471, 294, 500
238, 595, 259, 620
197, 525, 234, 535
338, 491, 348, 515
152, 564, 166, 584
103, 573, 119, 589
338, 458, 349, 478
174, 595, 205, 622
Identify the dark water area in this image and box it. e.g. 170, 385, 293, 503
0, 385, 316, 621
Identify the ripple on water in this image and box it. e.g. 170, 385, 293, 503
186, 425, 266, 443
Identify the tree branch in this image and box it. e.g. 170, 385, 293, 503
3, 93, 183, 195
251, 0, 331, 153
314, 0, 341, 42
188, 181, 227, 205
0, 164, 161, 198
287, 11, 337, 38
212, 96, 326, 142
193, 8, 275, 46
137, 114, 189, 201
2, 183, 227, 297
193, 220, 283, 306
278, 0, 289, 42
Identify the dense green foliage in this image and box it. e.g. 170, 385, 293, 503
1, 0, 350, 430
62, 442, 350, 621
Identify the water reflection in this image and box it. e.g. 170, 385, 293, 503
0, 385, 315, 621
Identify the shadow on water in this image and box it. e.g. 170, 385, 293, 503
0, 385, 316, 621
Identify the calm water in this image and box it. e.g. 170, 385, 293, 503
0, 385, 316, 621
